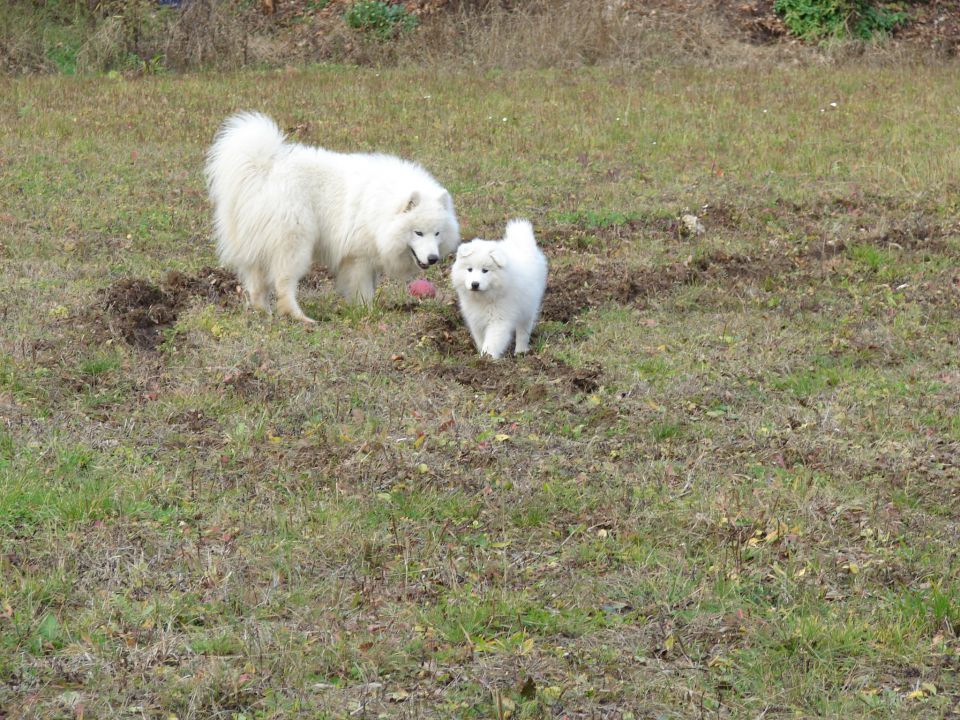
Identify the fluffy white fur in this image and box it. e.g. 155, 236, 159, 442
205, 111, 460, 322
451, 219, 548, 359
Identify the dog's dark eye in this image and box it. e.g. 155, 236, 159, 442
434, 231, 440, 237
467, 268, 473, 272
482, 269, 489, 274
414, 230, 423, 237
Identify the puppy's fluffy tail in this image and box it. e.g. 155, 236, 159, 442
205, 112, 286, 192
504, 219, 537, 247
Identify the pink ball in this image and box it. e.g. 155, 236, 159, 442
408, 278, 436, 299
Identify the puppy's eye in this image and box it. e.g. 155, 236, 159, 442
414, 230, 423, 237
467, 268, 473, 272
434, 231, 440, 237
481, 269, 489, 274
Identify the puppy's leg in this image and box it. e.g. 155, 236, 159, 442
459, 302, 488, 354
336, 259, 377, 305
479, 323, 513, 359
514, 325, 532, 354
272, 244, 315, 323
514, 312, 537, 354
466, 315, 485, 354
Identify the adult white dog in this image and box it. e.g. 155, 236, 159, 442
205, 112, 460, 322
451, 219, 548, 359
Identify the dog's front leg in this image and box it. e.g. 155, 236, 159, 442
466, 318, 486, 354
479, 323, 513, 359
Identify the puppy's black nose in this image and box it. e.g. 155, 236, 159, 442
471, 281, 480, 290
427, 254, 439, 265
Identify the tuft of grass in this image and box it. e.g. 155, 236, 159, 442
650, 419, 683, 441
78, 351, 122, 377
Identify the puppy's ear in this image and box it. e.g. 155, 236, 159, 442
457, 243, 474, 258
402, 190, 421, 213
490, 249, 506, 268
438, 190, 453, 210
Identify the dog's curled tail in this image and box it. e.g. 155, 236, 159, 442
504, 218, 537, 247
205, 111, 286, 190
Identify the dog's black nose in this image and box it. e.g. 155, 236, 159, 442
427, 254, 439, 265
470, 281, 480, 290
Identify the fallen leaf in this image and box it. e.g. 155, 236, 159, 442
387, 688, 410, 702
438, 418, 456, 432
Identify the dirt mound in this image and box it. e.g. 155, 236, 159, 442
163, 266, 242, 305
541, 263, 654, 324
417, 310, 476, 357
100, 278, 180, 350
431, 354, 601, 398
540, 251, 791, 323
96, 266, 241, 350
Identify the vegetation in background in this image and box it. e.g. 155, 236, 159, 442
773, 0, 908, 41
0, 0, 248, 73
343, 0, 418, 39
0, 0, 938, 75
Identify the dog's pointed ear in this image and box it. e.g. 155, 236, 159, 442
438, 190, 453, 210
402, 190, 421, 213
457, 243, 474, 258
490, 249, 506, 268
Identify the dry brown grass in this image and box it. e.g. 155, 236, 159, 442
147, 0, 252, 70
312, 0, 811, 70
4, 0, 949, 75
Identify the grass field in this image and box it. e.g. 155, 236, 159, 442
1, 63, 959, 718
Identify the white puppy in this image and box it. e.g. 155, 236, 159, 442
205, 112, 460, 322
451, 219, 548, 359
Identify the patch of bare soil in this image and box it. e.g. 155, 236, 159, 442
430, 354, 601, 397
540, 262, 651, 324
94, 266, 241, 350
170, 408, 214, 434
163, 266, 242, 305
418, 310, 477, 357
541, 251, 792, 323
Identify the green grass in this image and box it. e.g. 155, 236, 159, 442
0, 63, 958, 718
